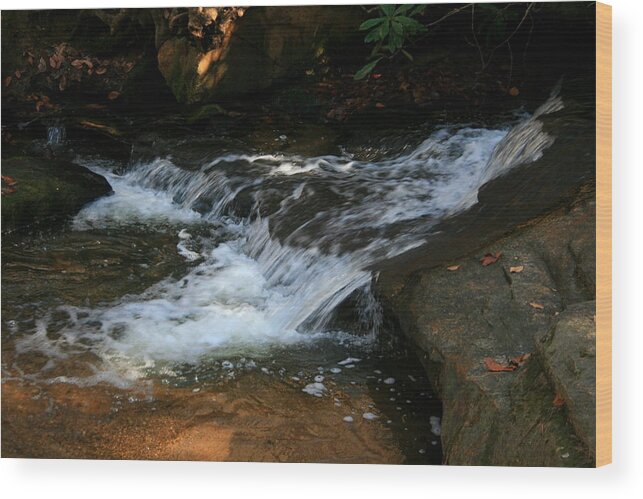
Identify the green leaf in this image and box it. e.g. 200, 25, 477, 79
365, 28, 382, 43
390, 19, 404, 35
410, 5, 426, 16
380, 4, 395, 17
379, 19, 390, 38
394, 16, 427, 33
395, 5, 415, 15
388, 26, 404, 52
359, 17, 385, 31
353, 57, 383, 80
401, 48, 414, 62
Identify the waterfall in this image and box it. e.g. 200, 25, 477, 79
18, 92, 564, 382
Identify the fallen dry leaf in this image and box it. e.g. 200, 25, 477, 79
37, 57, 47, 72
446, 265, 460, 271
96, 67, 107, 75
4, 76, 11, 87
480, 252, 502, 266
2, 175, 18, 186
375, 102, 385, 109
553, 392, 565, 407
484, 357, 517, 373
529, 302, 544, 310
509, 265, 524, 273
107, 91, 120, 100
509, 86, 520, 96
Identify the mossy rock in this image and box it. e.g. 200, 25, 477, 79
2, 157, 112, 234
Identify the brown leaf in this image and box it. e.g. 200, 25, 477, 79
508, 86, 520, 97
2, 175, 17, 186
529, 302, 544, 310
58, 75, 67, 91
96, 67, 107, 75
446, 265, 460, 271
14, 70, 22, 79
37, 57, 47, 72
4, 76, 11, 87
71, 59, 84, 69
510, 353, 531, 367
553, 392, 565, 407
375, 102, 385, 109
107, 91, 120, 100
49, 54, 62, 70
480, 252, 502, 266
1, 186, 17, 196
484, 357, 516, 373
84, 103, 107, 110
509, 265, 524, 273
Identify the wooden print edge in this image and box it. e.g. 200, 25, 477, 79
596, 1, 612, 467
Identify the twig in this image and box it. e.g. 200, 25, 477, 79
471, 4, 485, 70
426, 3, 474, 28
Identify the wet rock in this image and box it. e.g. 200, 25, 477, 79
377, 197, 596, 467
2, 156, 112, 234
537, 301, 596, 456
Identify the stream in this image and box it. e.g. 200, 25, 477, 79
2, 92, 564, 463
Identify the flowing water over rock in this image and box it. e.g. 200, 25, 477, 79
2, 93, 565, 462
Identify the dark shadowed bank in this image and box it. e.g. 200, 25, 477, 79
2, 3, 596, 466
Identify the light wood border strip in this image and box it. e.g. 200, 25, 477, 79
596, 1, 612, 467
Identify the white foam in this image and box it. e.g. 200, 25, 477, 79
430, 416, 442, 436
302, 382, 326, 397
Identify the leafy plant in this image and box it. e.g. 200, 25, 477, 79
355, 4, 427, 80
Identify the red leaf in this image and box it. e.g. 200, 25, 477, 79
480, 252, 502, 266
2, 175, 18, 186
484, 357, 517, 372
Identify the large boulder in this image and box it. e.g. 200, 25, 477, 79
377, 197, 596, 466
156, 6, 363, 104
1, 157, 112, 234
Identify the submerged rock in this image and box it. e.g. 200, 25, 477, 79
377, 196, 596, 467
1, 157, 112, 234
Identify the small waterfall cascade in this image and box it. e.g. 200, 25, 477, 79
17, 92, 564, 383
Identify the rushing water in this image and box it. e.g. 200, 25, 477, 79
2, 92, 564, 462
